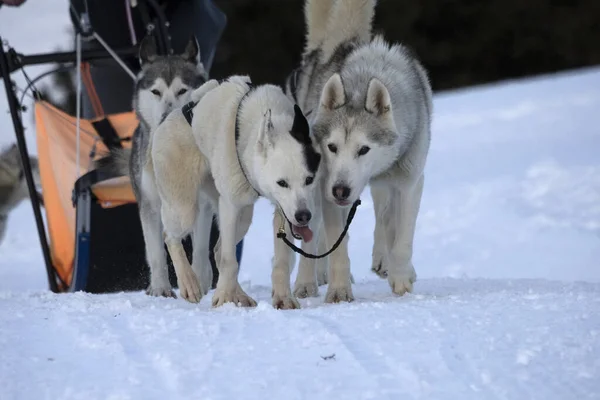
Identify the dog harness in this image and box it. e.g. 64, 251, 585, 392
181, 100, 196, 126
179, 82, 260, 197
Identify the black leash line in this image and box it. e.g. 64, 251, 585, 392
276, 199, 361, 259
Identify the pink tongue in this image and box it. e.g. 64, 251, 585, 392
293, 225, 313, 242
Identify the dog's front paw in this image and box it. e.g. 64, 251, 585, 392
371, 257, 388, 279
294, 280, 319, 299
177, 268, 202, 303
146, 285, 176, 299
325, 284, 354, 304
388, 264, 417, 296
212, 285, 257, 308
272, 290, 301, 310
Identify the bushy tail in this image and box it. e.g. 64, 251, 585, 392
305, 0, 377, 60
94, 147, 132, 177
304, 0, 336, 53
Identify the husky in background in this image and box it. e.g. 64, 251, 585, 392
0, 144, 42, 246
282, 0, 433, 302
95, 35, 213, 301
151, 75, 323, 309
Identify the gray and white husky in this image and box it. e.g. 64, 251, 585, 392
282, 0, 433, 302
150, 75, 323, 308
96, 35, 213, 302
0, 143, 41, 246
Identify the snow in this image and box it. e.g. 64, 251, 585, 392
1, 2, 599, 399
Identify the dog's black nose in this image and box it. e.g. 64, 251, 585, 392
294, 209, 312, 225
332, 184, 351, 201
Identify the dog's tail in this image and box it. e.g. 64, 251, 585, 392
304, 0, 336, 53
306, 0, 376, 60
94, 147, 131, 177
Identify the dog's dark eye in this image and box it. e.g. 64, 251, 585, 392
305, 176, 314, 186
327, 143, 337, 153
277, 179, 289, 188
151, 89, 161, 97
357, 146, 370, 156
176, 88, 188, 96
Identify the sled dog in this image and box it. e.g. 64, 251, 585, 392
150, 75, 323, 308
0, 144, 41, 246
282, 0, 433, 302
95, 35, 214, 302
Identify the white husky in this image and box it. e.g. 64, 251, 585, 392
151, 75, 323, 308
281, 0, 433, 302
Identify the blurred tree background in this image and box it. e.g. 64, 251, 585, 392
35, 0, 600, 116
210, 0, 600, 92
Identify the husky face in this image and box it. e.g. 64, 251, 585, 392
133, 35, 208, 131
313, 73, 402, 206
253, 105, 322, 242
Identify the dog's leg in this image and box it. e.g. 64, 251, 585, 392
165, 237, 202, 303
160, 199, 203, 303
234, 204, 255, 298
314, 222, 330, 286
139, 201, 174, 298
293, 201, 323, 298
370, 184, 392, 279
212, 198, 257, 307
386, 175, 424, 296
323, 199, 354, 303
272, 210, 301, 309
212, 204, 254, 285
191, 198, 214, 297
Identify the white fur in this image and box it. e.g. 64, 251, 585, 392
152, 76, 322, 309
140, 79, 220, 302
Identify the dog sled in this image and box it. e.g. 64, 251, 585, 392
0, 0, 243, 294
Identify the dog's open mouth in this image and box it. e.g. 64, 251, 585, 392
287, 220, 313, 243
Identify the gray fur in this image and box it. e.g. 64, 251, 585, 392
280, 0, 433, 302
0, 144, 41, 246
95, 35, 212, 302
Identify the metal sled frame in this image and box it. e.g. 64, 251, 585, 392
0, 0, 231, 293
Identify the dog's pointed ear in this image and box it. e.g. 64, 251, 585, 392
365, 78, 391, 116
182, 35, 201, 64
257, 108, 275, 153
319, 73, 345, 111
139, 35, 158, 65
289, 104, 310, 144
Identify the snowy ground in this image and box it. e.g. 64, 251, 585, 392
1, 2, 599, 399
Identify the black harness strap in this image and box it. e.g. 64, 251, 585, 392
182, 100, 196, 126
92, 118, 124, 150
276, 199, 361, 259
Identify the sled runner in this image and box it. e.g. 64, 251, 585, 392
0, 0, 243, 294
